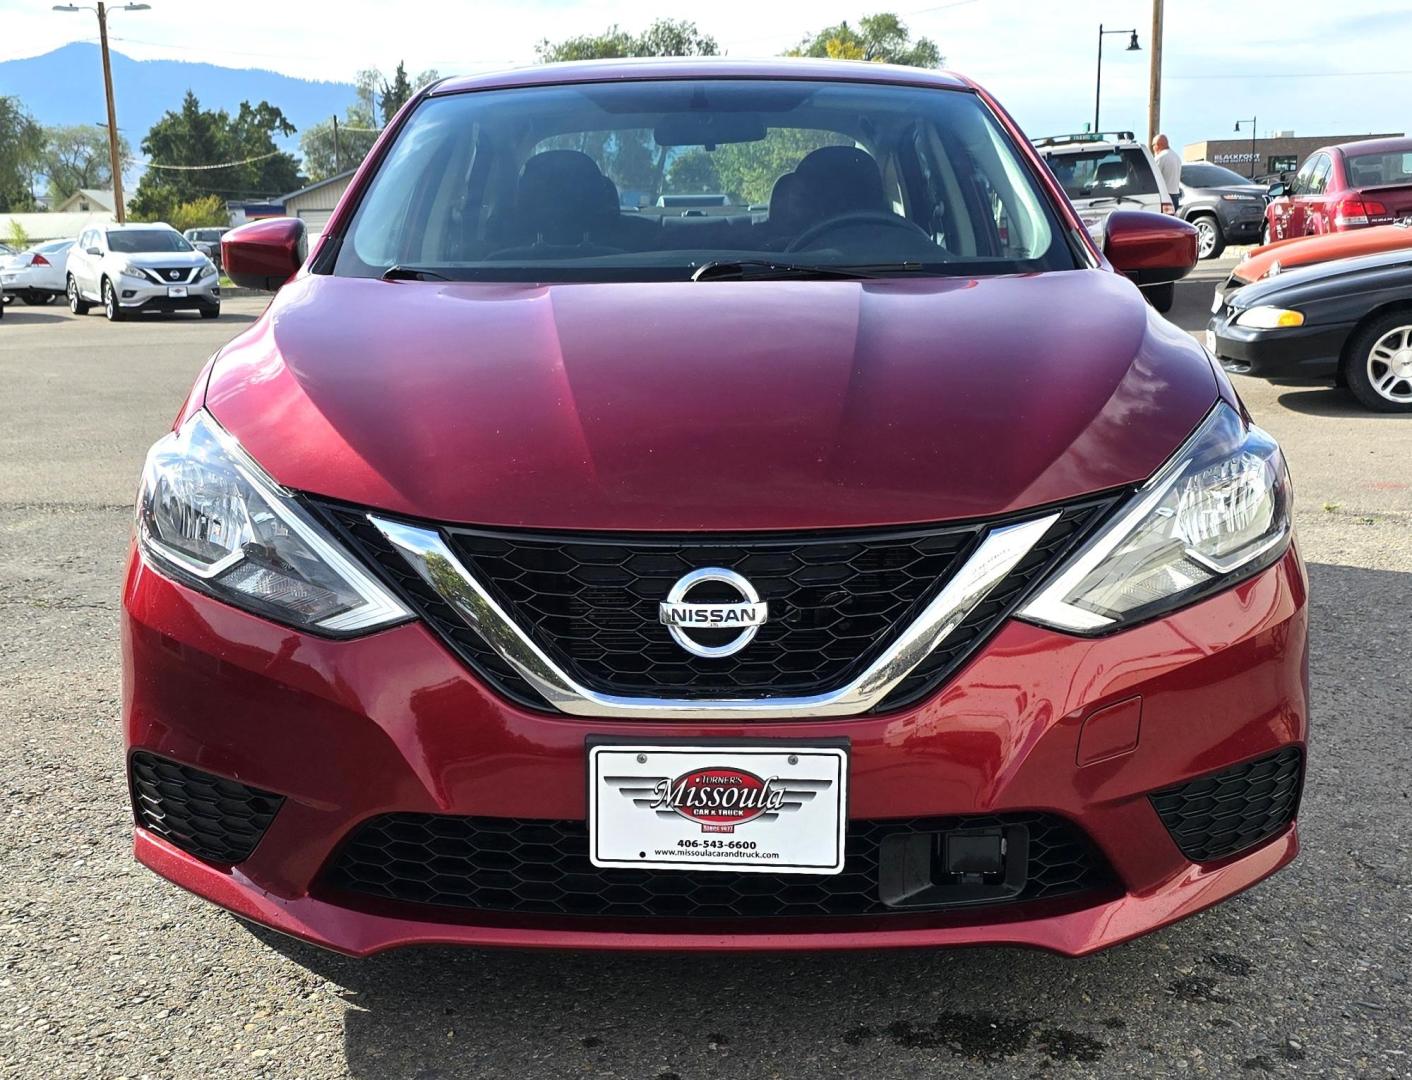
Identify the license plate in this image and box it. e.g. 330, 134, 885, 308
167, 286, 187, 298
588, 744, 847, 875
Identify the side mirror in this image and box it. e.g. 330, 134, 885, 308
1267, 182, 1287, 199
221, 217, 308, 291
86, 247, 101, 256
1103, 209, 1198, 285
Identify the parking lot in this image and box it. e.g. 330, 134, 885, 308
1, 274, 1408, 1079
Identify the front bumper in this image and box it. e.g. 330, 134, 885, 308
1221, 214, 1265, 243
115, 274, 220, 310
1208, 311, 1352, 380
122, 544, 1309, 956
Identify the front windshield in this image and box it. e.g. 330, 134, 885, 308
331, 78, 1075, 282
108, 229, 193, 254
1047, 148, 1159, 202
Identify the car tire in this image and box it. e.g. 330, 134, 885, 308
23, 290, 58, 306
200, 305, 221, 320
67, 275, 91, 315
102, 278, 124, 322
1343, 311, 1412, 412
1144, 281, 1175, 314
1192, 215, 1225, 260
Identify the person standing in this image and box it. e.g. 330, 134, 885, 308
1152, 134, 1183, 212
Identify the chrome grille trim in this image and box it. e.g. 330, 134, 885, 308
369, 512, 1059, 720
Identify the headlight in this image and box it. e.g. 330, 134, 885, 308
1021, 403, 1291, 632
137, 411, 410, 634
1236, 305, 1303, 329
118, 260, 145, 278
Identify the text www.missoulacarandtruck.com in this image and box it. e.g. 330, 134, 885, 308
654, 848, 782, 861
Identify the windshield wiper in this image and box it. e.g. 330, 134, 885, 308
1083, 194, 1149, 207
381, 264, 450, 281
690, 259, 922, 282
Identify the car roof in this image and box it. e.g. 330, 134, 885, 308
431, 57, 972, 96
105, 222, 177, 230
1333, 136, 1412, 157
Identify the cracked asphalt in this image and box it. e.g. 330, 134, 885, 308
1, 277, 1408, 1079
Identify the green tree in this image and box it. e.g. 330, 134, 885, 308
6, 218, 31, 250
789, 13, 942, 67
380, 62, 414, 125
536, 18, 717, 62
169, 195, 230, 232
712, 130, 852, 206
40, 124, 130, 201
301, 65, 438, 181
0, 96, 44, 212
129, 91, 303, 221
664, 149, 722, 195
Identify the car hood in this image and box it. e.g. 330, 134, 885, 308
204, 270, 1217, 530
122, 250, 209, 268
1231, 246, 1412, 308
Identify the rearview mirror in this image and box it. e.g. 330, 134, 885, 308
1103, 210, 1198, 284
221, 217, 308, 291
654, 113, 766, 147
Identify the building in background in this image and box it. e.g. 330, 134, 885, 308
225, 201, 287, 227
1184, 131, 1405, 181
280, 169, 357, 243
54, 189, 121, 215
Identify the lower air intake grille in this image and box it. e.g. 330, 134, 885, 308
129, 751, 283, 864
1150, 747, 1303, 862
323, 811, 1113, 919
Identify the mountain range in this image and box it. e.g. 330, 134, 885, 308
0, 43, 357, 152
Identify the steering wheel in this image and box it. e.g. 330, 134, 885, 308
786, 210, 931, 253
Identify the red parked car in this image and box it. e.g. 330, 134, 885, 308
125, 59, 1306, 958
1265, 136, 1412, 242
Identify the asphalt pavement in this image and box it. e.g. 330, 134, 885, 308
0, 280, 1408, 1080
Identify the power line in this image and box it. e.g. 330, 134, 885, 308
137, 149, 288, 171
1169, 68, 1412, 80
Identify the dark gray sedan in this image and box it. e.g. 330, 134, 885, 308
1179, 162, 1269, 259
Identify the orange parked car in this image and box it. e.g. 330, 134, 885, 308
1225, 221, 1412, 289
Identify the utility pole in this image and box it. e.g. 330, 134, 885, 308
96, 4, 125, 223
53, 3, 150, 224
333, 115, 341, 173
1147, 0, 1164, 145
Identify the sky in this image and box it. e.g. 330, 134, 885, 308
3, 0, 1411, 151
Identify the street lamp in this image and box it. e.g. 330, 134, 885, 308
1094, 24, 1140, 135
53, 3, 151, 224
1234, 117, 1258, 180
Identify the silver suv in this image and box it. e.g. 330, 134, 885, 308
66, 223, 220, 322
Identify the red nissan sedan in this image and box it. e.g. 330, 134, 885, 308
124, 59, 1306, 957
1265, 136, 1412, 242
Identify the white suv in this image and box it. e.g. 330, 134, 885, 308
66, 223, 220, 322
1033, 131, 1175, 308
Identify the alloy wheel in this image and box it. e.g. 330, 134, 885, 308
68, 277, 80, 313
1195, 219, 1218, 259
1367, 325, 1412, 404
